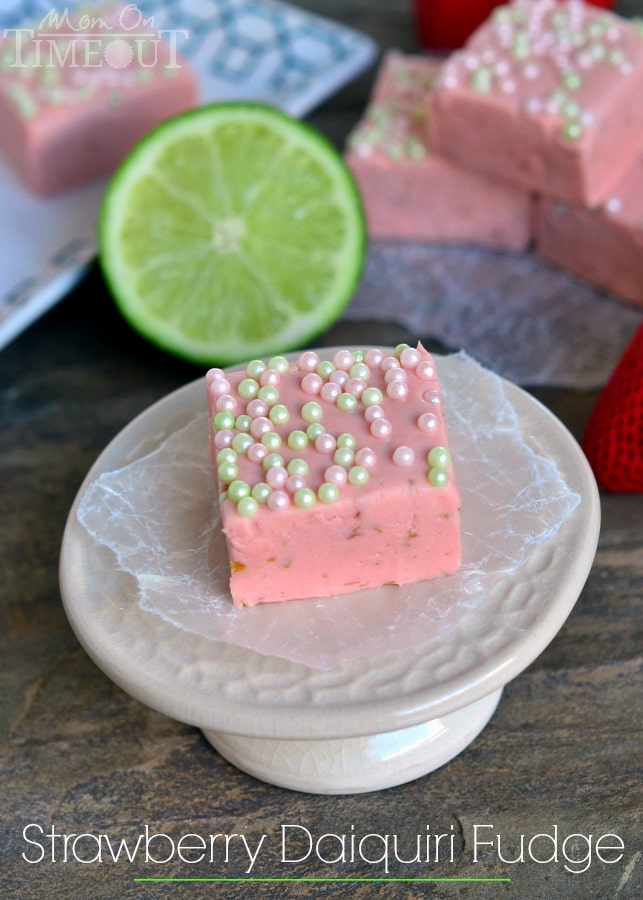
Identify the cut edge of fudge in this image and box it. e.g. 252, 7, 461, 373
207, 343, 462, 607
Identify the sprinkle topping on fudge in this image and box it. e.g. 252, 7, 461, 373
435, 0, 643, 142
208, 344, 454, 519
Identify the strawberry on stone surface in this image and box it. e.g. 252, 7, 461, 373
582, 323, 643, 493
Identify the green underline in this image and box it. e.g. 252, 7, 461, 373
134, 876, 511, 883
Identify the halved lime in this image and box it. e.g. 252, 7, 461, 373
98, 102, 366, 366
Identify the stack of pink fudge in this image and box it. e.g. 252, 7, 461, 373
0, 2, 198, 194
347, 0, 643, 308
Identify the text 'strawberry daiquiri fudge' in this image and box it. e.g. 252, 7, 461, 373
207, 344, 461, 607
345, 50, 532, 250
536, 153, 643, 309
428, 0, 643, 206
0, 2, 198, 194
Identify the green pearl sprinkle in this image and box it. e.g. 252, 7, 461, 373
428, 468, 449, 488
348, 465, 369, 486
237, 496, 259, 517
227, 480, 251, 502
235, 414, 252, 432
395, 343, 410, 358
232, 433, 253, 454
337, 433, 357, 449
353, 350, 365, 363
268, 356, 289, 374
562, 71, 582, 90
334, 447, 355, 468
269, 404, 290, 426
263, 452, 284, 471
361, 386, 383, 407
214, 411, 235, 430
427, 446, 451, 469
318, 483, 339, 504
562, 121, 583, 141
287, 458, 309, 477
258, 385, 279, 406
302, 401, 323, 423
317, 360, 335, 379
218, 461, 239, 483
216, 448, 237, 465
238, 378, 259, 400
306, 422, 325, 440
336, 393, 358, 412
251, 482, 272, 504
349, 362, 370, 380
262, 432, 282, 451
288, 430, 309, 451
294, 488, 316, 509
246, 359, 266, 379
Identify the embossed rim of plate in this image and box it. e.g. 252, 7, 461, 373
59, 351, 601, 741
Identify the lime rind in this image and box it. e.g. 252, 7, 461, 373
98, 102, 366, 366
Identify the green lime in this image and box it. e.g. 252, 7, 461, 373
98, 102, 366, 365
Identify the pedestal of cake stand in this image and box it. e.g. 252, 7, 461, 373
203, 687, 502, 794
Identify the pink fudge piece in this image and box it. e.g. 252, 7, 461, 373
207, 345, 461, 607
428, 0, 643, 206
0, 3, 198, 195
536, 153, 643, 309
345, 51, 531, 251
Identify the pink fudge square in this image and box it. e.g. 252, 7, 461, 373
207, 345, 461, 607
536, 153, 643, 309
428, 0, 643, 206
0, 3, 198, 195
345, 50, 532, 250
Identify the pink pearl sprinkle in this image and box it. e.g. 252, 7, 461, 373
315, 433, 337, 454
330, 369, 349, 387
418, 412, 439, 433
298, 351, 319, 372
268, 490, 290, 511
393, 445, 415, 467
423, 390, 442, 407
266, 466, 288, 489
365, 348, 384, 368
287, 475, 305, 493
381, 355, 400, 372
247, 443, 268, 464
302, 373, 323, 395
333, 349, 355, 371
346, 377, 366, 397
208, 377, 232, 397
320, 382, 341, 403
250, 416, 272, 439
384, 367, 407, 384
355, 447, 377, 468
386, 381, 409, 401
324, 464, 348, 486
260, 369, 280, 387
214, 429, 234, 449
415, 361, 435, 381
216, 394, 238, 412
370, 418, 392, 440
364, 405, 385, 423
400, 347, 421, 369
246, 398, 268, 418
206, 368, 225, 385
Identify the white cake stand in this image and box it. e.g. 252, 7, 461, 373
59, 353, 600, 794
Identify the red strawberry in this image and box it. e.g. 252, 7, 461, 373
583, 323, 643, 493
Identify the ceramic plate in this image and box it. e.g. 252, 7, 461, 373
59, 352, 601, 743
0, 0, 377, 350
